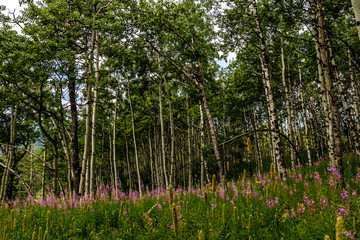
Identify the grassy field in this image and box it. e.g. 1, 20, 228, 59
1, 152, 360, 239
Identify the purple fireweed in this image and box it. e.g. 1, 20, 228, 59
344, 230, 355, 239
283, 211, 296, 218
319, 198, 328, 210
337, 207, 349, 220
341, 191, 349, 203
266, 197, 279, 208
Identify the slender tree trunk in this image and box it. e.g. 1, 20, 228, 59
109, 132, 114, 187
89, 30, 100, 195
199, 102, 206, 188
164, 76, 175, 186
52, 142, 58, 195
298, 61, 312, 166
153, 124, 160, 188
50, 116, 72, 191
252, 110, 263, 171
68, 59, 80, 194
127, 79, 142, 197
30, 146, 33, 194
0, 105, 18, 200
42, 142, 47, 198
124, 130, 132, 187
281, 35, 295, 169
316, 0, 344, 184
348, 50, 360, 135
148, 131, 154, 190
308, 98, 325, 157
99, 118, 105, 187
327, 38, 360, 154
182, 136, 186, 187
314, 33, 332, 160
186, 93, 193, 189
80, 29, 95, 196
199, 84, 224, 181
113, 88, 120, 194
253, 0, 285, 176
158, 77, 169, 189
80, 74, 92, 195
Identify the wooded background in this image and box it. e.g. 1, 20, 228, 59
0, 0, 360, 199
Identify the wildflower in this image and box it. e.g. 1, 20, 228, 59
319, 198, 328, 210
341, 191, 349, 202
337, 207, 349, 220
298, 174, 303, 181
283, 210, 296, 218
343, 230, 355, 239
123, 211, 128, 216
211, 203, 217, 209
297, 204, 305, 214
266, 197, 279, 208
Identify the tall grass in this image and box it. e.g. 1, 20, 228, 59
0, 151, 359, 239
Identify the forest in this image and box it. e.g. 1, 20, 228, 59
0, 0, 360, 239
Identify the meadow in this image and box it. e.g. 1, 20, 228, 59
1, 152, 359, 240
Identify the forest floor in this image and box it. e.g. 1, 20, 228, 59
1, 151, 359, 239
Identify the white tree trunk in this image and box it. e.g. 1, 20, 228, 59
127, 79, 142, 198
164, 76, 175, 186
89, 30, 100, 195
281, 35, 295, 169
113, 88, 120, 195
298, 62, 312, 166
158, 78, 169, 189
253, 0, 285, 176
316, 0, 344, 184
186, 93, 193, 189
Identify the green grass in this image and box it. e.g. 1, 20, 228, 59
0, 151, 359, 239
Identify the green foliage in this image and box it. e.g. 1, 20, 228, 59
0, 155, 358, 239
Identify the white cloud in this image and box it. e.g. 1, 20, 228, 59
1, 0, 24, 15
227, 52, 237, 62
1, 0, 26, 33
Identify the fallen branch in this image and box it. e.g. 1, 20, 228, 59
0, 161, 31, 196
220, 129, 300, 162
0, 143, 65, 196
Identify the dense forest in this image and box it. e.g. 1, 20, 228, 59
0, 0, 359, 200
